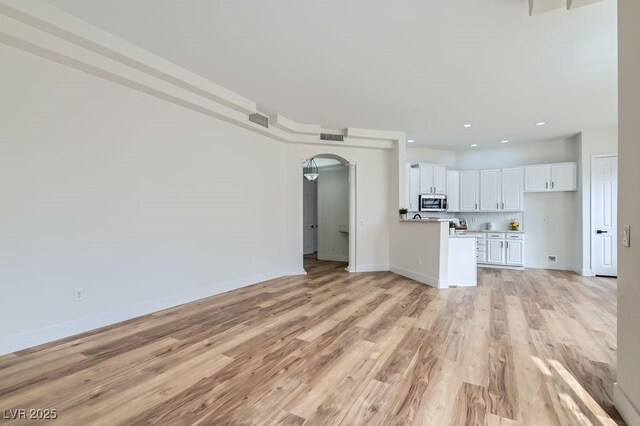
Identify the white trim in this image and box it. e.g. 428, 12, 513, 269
317, 253, 349, 262
478, 264, 525, 271
355, 264, 390, 273
0, 268, 305, 356
614, 383, 640, 426
389, 265, 444, 288
575, 267, 594, 276
524, 261, 577, 271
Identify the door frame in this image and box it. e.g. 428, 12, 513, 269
298, 155, 357, 273
590, 153, 618, 277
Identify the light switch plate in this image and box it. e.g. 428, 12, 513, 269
623, 225, 631, 247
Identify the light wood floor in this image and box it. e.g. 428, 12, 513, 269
0, 259, 623, 425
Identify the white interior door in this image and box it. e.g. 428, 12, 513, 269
592, 156, 618, 276
303, 178, 317, 255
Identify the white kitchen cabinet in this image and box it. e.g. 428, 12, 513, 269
459, 171, 479, 211
487, 240, 506, 264
524, 162, 577, 192
506, 240, 524, 266
502, 168, 524, 211
406, 164, 420, 212
480, 169, 501, 211
550, 163, 577, 191
524, 164, 551, 192
419, 163, 446, 194
446, 170, 460, 212
433, 165, 447, 194
419, 164, 434, 194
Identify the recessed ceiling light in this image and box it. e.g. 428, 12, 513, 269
501, 140, 509, 144
408, 139, 415, 143
470, 144, 478, 147
463, 124, 472, 128
535, 121, 546, 126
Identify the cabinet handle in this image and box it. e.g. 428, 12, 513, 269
502, 202, 504, 209
545, 182, 549, 189
496, 202, 499, 210
475, 203, 478, 210
552, 181, 555, 189
506, 241, 509, 248
501, 241, 504, 248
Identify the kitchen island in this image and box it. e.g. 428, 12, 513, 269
390, 218, 477, 288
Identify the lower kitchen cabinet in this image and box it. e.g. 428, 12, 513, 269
473, 232, 525, 268
506, 240, 524, 266
487, 240, 505, 264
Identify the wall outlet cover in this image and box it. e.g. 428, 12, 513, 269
547, 255, 558, 263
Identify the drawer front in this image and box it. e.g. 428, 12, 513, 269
507, 234, 524, 240
476, 252, 487, 263
487, 233, 505, 239
476, 239, 487, 245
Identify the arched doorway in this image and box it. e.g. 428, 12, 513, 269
299, 153, 356, 273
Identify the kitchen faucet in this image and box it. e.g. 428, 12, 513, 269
413, 213, 422, 220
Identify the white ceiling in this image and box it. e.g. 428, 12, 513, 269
44, 0, 617, 150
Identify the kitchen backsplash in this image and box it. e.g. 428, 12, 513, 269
410, 211, 525, 231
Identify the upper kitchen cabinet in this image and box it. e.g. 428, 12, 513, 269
446, 170, 460, 212
550, 162, 578, 191
406, 164, 420, 212
524, 162, 577, 192
501, 167, 524, 211
480, 169, 501, 211
419, 163, 446, 194
459, 171, 479, 211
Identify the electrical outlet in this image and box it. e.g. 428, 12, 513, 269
74, 288, 84, 302
547, 255, 557, 263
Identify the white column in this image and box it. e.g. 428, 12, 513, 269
347, 162, 357, 272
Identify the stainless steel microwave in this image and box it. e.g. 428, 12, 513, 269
419, 194, 447, 212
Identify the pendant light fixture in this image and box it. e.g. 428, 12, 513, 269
303, 157, 319, 181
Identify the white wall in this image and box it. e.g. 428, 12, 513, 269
575, 131, 619, 275
406, 147, 456, 168
285, 145, 391, 273
616, 0, 640, 421
317, 165, 349, 262
524, 192, 580, 270
390, 221, 449, 288
0, 44, 291, 352
455, 137, 578, 170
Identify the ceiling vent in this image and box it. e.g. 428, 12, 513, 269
249, 113, 269, 128
320, 133, 344, 142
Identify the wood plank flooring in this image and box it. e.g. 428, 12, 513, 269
0, 258, 623, 425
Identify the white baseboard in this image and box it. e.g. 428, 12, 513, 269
614, 382, 640, 426
317, 253, 349, 262
355, 264, 389, 273
389, 265, 443, 288
524, 261, 576, 271
578, 268, 594, 276
0, 268, 302, 356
